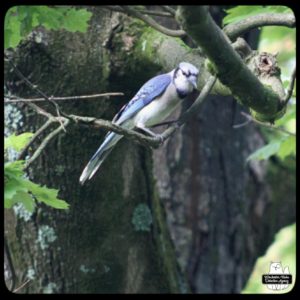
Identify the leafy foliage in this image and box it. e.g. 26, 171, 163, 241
4, 132, 33, 151
223, 5, 292, 26
5, 133, 69, 212
5, 5, 92, 49
247, 135, 295, 162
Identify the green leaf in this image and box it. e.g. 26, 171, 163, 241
27, 181, 69, 209
247, 135, 296, 162
4, 6, 92, 49
5, 132, 33, 151
5, 159, 69, 210
4, 7, 22, 49
5, 160, 26, 176
223, 5, 292, 26
277, 136, 296, 160
247, 140, 281, 161
61, 8, 92, 32
11, 191, 35, 212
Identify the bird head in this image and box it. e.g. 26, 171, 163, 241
173, 62, 199, 93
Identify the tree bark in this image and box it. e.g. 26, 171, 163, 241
4, 6, 295, 294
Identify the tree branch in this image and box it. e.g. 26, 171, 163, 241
121, 6, 186, 37
284, 67, 296, 106
162, 6, 176, 16
177, 6, 285, 122
224, 13, 296, 41
13, 279, 31, 293
4, 92, 124, 103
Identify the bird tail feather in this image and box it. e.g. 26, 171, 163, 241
79, 132, 122, 185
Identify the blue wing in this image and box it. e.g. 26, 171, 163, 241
114, 73, 172, 124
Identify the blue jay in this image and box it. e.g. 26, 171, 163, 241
79, 62, 199, 184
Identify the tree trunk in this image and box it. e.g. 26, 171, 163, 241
5, 8, 184, 293
4, 7, 295, 294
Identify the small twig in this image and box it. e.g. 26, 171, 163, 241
122, 6, 186, 37
283, 67, 296, 106
103, 5, 173, 18
4, 93, 124, 103
5, 55, 67, 131
237, 112, 296, 136
17, 119, 53, 160
24, 120, 70, 169
13, 279, 31, 293
232, 118, 252, 129
25, 102, 58, 121
223, 12, 296, 41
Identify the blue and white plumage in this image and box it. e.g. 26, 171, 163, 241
79, 62, 199, 184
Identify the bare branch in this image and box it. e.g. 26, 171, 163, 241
224, 12, 296, 41
17, 119, 53, 160
24, 119, 70, 169
4, 93, 124, 103
122, 6, 186, 37
162, 6, 176, 16
236, 112, 296, 136
103, 5, 173, 18
284, 67, 296, 106
25, 102, 59, 121
13, 279, 31, 293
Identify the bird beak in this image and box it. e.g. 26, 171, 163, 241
189, 77, 198, 89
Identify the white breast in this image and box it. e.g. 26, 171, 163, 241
133, 83, 180, 128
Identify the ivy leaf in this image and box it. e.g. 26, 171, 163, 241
5, 132, 33, 151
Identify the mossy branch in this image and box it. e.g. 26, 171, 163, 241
176, 6, 286, 122
223, 12, 296, 41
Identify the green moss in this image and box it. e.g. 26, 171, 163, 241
205, 58, 217, 75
